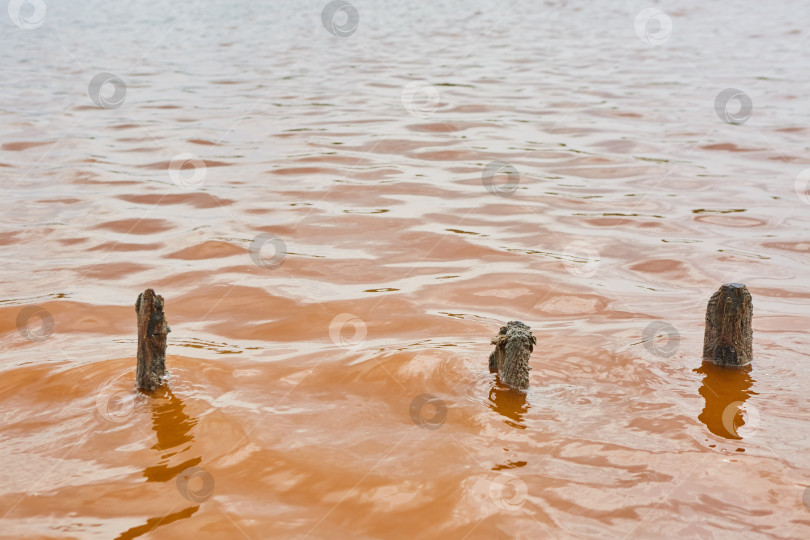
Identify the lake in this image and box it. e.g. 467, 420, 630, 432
1, 1, 809, 538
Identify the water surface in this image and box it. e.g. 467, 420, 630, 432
2, 1, 810, 538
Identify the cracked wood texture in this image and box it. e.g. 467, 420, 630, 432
702, 283, 753, 366
135, 289, 170, 392
489, 320, 535, 391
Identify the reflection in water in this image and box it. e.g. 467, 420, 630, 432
488, 382, 530, 429
697, 362, 757, 440
115, 507, 199, 540
143, 386, 201, 482
492, 460, 528, 471
116, 388, 202, 540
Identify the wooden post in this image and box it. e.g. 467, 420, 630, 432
136, 289, 170, 392
489, 321, 535, 391
702, 283, 753, 366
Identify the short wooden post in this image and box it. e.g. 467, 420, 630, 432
135, 289, 170, 392
702, 283, 753, 366
488, 321, 535, 391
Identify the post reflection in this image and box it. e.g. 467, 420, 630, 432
143, 386, 201, 482
488, 380, 529, 429
697, 362, 757, 440
115, 387, 203, 540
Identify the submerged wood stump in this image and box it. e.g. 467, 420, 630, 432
702, 283, 753, 366
489, 321, 536, 391
135, 289, 170, 392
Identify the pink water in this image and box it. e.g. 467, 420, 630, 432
1, 1, 810, 538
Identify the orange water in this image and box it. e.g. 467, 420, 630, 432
2, 1, 810, 538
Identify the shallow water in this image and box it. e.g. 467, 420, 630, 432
2, 1, 810, 538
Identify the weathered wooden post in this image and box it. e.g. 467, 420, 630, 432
488, 321, 536, 391
702, 283, 753, 366
135, 289, 170, 392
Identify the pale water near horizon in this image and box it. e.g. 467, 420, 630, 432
1, 1, 810, 538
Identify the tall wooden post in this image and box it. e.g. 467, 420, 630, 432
702, 283, 753, 366
135, 289, 170, 392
